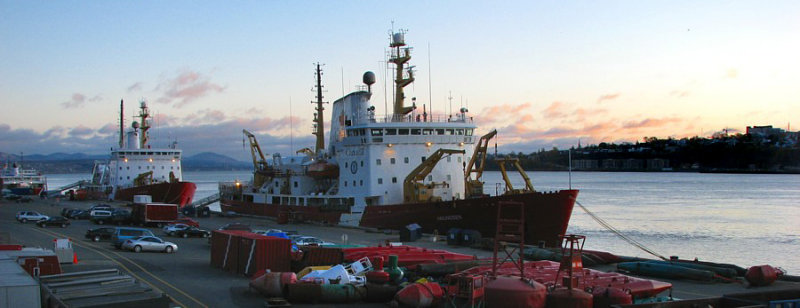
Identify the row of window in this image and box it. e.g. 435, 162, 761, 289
118, 175, 168, 180
117, 151, 180, 156
347, 127, 474, 137
120, 166, 179, 170
343, 156, 463, 169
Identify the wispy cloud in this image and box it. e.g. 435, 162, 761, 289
621, 117, 682, 129
725, 68, 738, 79
127, 82, 143, 92
596, 93, 620, 104
155, 69, 225, 107
670, 90, 690, 98
61, 93, 102, 109
543, 101, 567, 118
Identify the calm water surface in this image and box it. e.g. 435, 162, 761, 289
48, 171, 800, 273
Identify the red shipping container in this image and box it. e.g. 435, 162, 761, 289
210, 230, 250, 271
237, 233, 291, 276
301, 246, 344, 267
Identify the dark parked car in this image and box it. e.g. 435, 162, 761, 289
17, 196, 33, 203
173, 227, 211, 238
5, 194, 22, 201
68, 209, 91, 220
85, 227, 116, 242
218, 223, 251, 232
36, 217, 70, 228
89, 204, 113, 211
110, 209, 132, 225
61, 208, 77, 217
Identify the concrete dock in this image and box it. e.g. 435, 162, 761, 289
1, 197, 798, 307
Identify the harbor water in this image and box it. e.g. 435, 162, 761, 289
46, 170, 800, 274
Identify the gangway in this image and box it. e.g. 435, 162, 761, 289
188, 193, 219, 209
46, 180, 87, 198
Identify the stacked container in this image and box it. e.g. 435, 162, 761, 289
210, 230, 291, 275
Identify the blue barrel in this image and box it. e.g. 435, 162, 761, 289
447, 228, 462, 245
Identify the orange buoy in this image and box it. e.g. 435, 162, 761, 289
485, 276, 547, 308
394, 282, 444, 307
592, 287, 632, 308
547, 287, 593, 308
745, 265, 783, 286
250, 271, 297, 297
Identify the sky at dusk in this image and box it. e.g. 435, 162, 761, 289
2, 1, 799, 161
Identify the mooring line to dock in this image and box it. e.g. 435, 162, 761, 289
576, 200, 669, 261
30, 227, 207, 308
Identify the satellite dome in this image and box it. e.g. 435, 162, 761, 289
363, 71, 376, 86
132, 121, 140, 129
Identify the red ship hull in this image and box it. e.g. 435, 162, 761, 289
221, 189, 578, 247
114, 181, 197, 207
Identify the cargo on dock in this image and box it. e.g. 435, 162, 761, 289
38, 269, 171, 308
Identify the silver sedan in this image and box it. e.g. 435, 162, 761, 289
121, 236, 178, 253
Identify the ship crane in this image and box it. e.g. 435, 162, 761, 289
242, 129, 273, 189
496, 157, 535, 195
404, 148, 466, 203
464, 129, 497, 198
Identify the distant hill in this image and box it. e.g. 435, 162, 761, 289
0, 151, 251, 173
183, 152, 251, 170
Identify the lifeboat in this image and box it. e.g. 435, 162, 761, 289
307, 161, 339, 179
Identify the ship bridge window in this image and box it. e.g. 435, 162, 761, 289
404, 157, 409, 164
399, 129, 409, 135
390, 158, 395, 164
392, 177, 397, 183
371, 129, 383, 136
385, 129, 397, 135
456, 129, 464, 135
411, 129, 421, 135
376, 159, 381, 165
359, 129, 366, 136
436, 129, 445, 135
378, 178, 383, 184
422, 129, 433, 135
445, 129, 454, 135
466, 129, 473, 136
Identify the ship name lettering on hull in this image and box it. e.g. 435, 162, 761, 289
437, 215, 463, 221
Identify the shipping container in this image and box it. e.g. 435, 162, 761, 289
0, 247, 62, 276
131, 203, 179, 227
210, 230, 249, 271
237, 233, 291, 276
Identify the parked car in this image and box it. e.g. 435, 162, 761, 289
173, 227, 211, 238
169, 217, 200, 227
163, 224, 190, 236
218, 223, 252, 232
5, 194, 22, 201
36, 216, 70, 228
121, 236, 178, 253
293, 236, 335, 246
17, 196, 33, 203
89, 204, 113, 212
16, 211, 49, 223
61, 208, 77, 217
85, 227, 116, 242
90, 210, 113, 225
111, 227, 156, 249
110, 209, 132, 225
67, 209, 91, 220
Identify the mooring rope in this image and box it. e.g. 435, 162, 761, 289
576, 200, 668, 261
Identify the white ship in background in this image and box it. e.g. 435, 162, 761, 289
86, 100, 196, 207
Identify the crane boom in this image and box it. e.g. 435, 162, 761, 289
404, 148, 465, 203
242, 129, 272, 188
465, 129, 497, 197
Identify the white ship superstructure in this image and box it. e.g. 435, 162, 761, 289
233, 31, 477, 225
90, 100, 185, 198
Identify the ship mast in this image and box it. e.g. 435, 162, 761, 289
389, 30, 415, 118
312, 63, 327, 156
119, 99, 124, 148
138, 100, 151, 148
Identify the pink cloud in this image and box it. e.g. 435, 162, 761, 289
543, 101, 567, 118
155, 70, 225, 107
61, 93, 102, 109
621, 117, 682, 129
670, 90, 690, 98
596, 93, 621, 104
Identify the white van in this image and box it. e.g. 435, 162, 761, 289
90, 210, 113, 225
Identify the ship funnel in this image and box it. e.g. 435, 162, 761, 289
363, 71, 376, 92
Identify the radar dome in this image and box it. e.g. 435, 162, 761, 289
132, 121, 140, 129
363, 71, 376, 86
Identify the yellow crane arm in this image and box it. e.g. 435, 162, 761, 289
403, 148, 465, 202
465, 129, 497, 197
